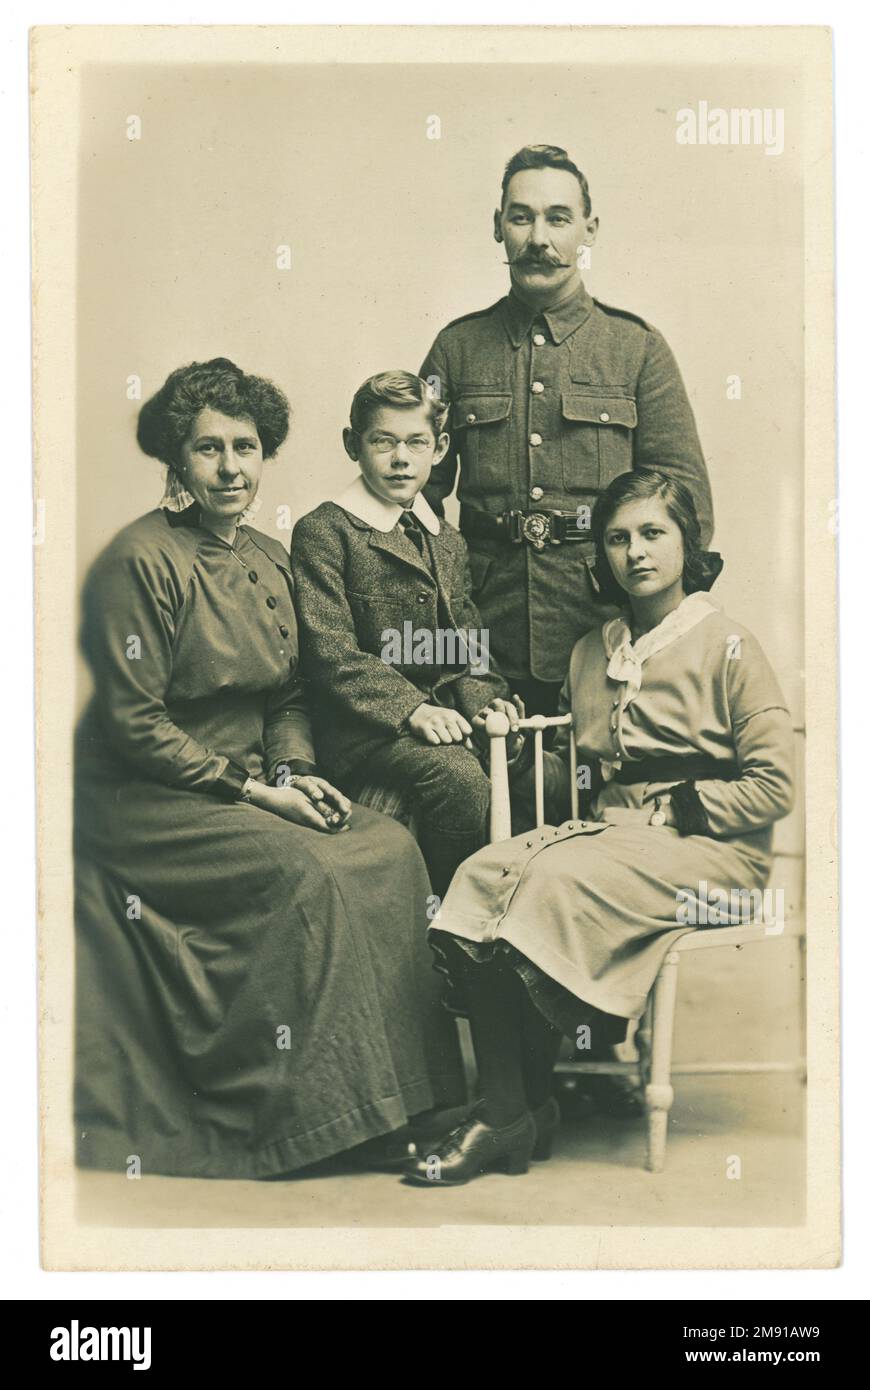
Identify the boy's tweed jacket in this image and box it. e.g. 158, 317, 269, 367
290, 476, 510, 781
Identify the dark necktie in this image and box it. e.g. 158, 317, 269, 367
398, 509, 425, 556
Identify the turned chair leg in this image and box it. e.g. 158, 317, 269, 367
645, 950, 680, 1173
636, 1000, 653, 1091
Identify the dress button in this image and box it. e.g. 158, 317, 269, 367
266, 595, 278, 609
612, 698, 619, 707
529, 486, 544, 502
248, 570, 258, 583
531, 381, 544, 394
529, 433, 542, 447
416, 593, 427, 604
466, 413, 477, 424
599, 411, 610, 422
279, 624, 290, 638
533, 333, 546, 346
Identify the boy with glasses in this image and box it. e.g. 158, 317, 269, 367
291, 371, 520, 898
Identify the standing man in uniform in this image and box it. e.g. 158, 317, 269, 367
420, 144, 714, 717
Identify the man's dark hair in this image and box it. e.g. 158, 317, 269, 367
500, 144, 592, 217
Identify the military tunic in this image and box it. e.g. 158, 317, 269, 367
420, 281, 713, 684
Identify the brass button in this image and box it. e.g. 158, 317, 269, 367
529, 433, 542, 447
416, 593, 427, 604
599, 411, 610, 422
529, 486, 544, 502
533, 333, 546, 346
466, 412, 477, 424
266, 595, 278, 609
248, 570, 258, 583
531, 381, 544, 394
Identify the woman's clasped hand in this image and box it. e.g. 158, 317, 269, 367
250, 774, 352, 831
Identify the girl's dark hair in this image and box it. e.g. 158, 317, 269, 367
590, 467, 721, 605
136, 357, 290, 468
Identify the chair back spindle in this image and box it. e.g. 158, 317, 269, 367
485, 711, 576, 842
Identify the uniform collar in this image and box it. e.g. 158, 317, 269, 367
502, 278, 594, 347
331, 474, 441, 535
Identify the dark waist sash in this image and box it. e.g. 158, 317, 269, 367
612, 755, 737, 786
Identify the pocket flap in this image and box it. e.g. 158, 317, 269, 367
454, 394, 512, 427
562, 393, 638, 428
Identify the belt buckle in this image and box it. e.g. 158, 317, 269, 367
522, 512, 550, 550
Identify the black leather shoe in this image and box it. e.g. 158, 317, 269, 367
531, 1096, 561, 1161
403, 1112, 536, 1187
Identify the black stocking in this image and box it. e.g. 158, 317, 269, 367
518, 987, 564, 1109
463, 957, 528, 1127
444, 943, 566, 1126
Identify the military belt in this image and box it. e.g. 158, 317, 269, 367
461, 506, 593, 550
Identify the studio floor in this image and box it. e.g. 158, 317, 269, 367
76, 1074, 805, 1232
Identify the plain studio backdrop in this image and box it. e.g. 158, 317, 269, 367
75, 60, 806, 1094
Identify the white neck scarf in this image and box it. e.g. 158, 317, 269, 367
603, 592, 718, 710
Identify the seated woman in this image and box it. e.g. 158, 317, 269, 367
408, 467, 795, 1186
74, 357, 464, 1181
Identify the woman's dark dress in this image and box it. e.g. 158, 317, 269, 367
74, 508, 464, 1180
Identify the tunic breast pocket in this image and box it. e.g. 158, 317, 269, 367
561, 392, 637, 493
452, 392, 512, 496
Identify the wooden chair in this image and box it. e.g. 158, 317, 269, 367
485, 710, 804, 1173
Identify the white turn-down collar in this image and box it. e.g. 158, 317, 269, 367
332, 474, 441, 535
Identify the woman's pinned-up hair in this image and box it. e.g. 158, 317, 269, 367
349, 369, 449, 437
590, 466, 724, 605
136, 357, 291, 468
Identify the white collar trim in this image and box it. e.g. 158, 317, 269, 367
332, 475, 441, 535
